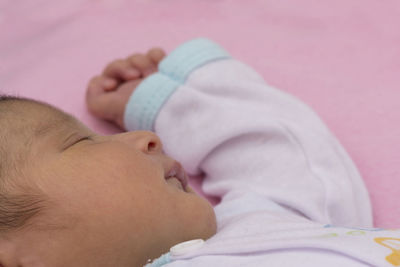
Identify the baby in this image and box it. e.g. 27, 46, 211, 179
1, 38, 399, 267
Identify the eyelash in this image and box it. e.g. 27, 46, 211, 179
72, 136, 92, 145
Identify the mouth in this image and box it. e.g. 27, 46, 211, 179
165, 161, 188, 192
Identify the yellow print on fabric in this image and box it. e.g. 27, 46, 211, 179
321, 225, 400, 265
374, 238, 400, 266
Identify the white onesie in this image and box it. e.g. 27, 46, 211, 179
124, 38, 400, 267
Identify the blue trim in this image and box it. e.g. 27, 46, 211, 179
124, 38, 231, 131
144, 252, 172, 267
123, 74, 179, 131
159, 38, 231, 83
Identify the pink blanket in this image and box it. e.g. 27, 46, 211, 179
1, 0, 399, 228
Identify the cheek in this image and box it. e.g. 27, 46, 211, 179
40, 150, 166, 223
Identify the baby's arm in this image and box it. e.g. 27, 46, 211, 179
87, 39, 373, 228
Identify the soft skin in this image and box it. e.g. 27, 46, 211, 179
0, 51, 217, 266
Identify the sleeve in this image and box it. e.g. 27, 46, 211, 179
123, 38, 373, 228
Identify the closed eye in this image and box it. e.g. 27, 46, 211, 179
67, 136, 93, 149
73, 136, 92, 145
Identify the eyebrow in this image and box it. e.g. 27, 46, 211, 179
34, 121, 87, 152
33, 115, 76, 140
34, 121, 63, 138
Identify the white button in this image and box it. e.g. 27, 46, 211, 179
170, 239, 205, 256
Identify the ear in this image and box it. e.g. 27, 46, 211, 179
0, 238, 18, 267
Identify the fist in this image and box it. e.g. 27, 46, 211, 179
86, 48, 166, 130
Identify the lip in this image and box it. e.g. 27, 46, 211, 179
165, 161, 188, 192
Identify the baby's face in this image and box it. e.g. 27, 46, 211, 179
8, 102, 216, 266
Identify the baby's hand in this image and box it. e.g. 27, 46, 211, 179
86, 48, 166, 130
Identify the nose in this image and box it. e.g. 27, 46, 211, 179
114, 130, 163, 154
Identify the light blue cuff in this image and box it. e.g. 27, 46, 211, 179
124, 38, 231, 131
144, 252, 171, 267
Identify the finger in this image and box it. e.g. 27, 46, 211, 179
102, 78, 118, 91
146, 48, 166, 65
103, 59, 140, 80
87, 76, 105, 94
127, 54, 156, 77
87, 75, 117, 93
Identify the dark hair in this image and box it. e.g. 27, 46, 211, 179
0, 95, 47, 233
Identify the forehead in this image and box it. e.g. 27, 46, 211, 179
33, 108, 76, 138
0, 100, 83, 177
6, 100, 81, 139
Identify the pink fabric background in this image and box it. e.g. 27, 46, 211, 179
1, 0, 399, 228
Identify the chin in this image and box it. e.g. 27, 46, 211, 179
192, 196, 218, 241
176, 186, 218, 242
204, 203, 218, 239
